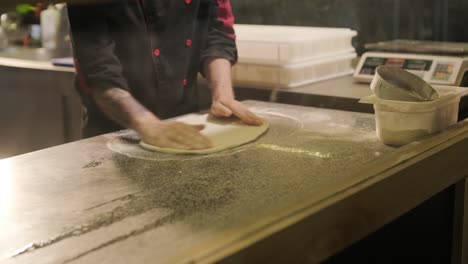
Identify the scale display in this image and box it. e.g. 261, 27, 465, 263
354, 52, 468, 86
359, 57, 433, 75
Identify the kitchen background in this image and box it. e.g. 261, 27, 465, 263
1, 0, 467, 53
232, 0, 468, 54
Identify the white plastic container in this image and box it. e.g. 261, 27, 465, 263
40, 4, 60, 50
235, 24, 357, 65
359, 86, 468, 146
232, 52, 356, 89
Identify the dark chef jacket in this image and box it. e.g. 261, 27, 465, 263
67, 0, 238, 137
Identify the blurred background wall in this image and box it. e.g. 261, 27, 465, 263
232, 0, 468, 54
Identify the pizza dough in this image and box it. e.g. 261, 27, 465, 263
139, 113, 269, 154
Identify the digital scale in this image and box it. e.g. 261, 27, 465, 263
353, 40, 468, 87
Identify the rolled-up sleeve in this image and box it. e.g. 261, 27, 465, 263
200, 0, 238, 67
68, 4, 129, 94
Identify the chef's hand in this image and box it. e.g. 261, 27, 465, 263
204, 58, 263, 126
211, 96, 263, 126
139, 120, 213, 150
92, 88, 212, 150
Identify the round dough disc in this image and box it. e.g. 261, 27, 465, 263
139, 113, 269, 155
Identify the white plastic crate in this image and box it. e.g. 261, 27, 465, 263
235, 24, 357, 65
232, 52, 356, 89
359, 86, 468, 146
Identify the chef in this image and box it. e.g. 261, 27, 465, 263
67, 0, 263, 150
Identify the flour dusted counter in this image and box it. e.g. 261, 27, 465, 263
1, 101, 467, 263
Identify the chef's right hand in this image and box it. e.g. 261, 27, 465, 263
139, 120, 213, 150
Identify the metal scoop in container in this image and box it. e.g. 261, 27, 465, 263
370, 65, 439, 102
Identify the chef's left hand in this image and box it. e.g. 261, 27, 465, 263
211, 96, 263, 126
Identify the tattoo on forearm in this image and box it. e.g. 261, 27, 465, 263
94, 88, 151, 129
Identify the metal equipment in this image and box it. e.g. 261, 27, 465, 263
354, 40, 468, 87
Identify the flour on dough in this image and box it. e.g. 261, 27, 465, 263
139, 113, 269, 154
